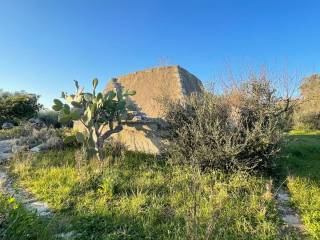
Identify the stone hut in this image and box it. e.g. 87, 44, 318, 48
75, 65, 203, 154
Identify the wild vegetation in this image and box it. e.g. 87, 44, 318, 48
293, 74, 320, 130
276, 130, 320, 239
0, 90, 42, 127
0, 70, 319, 239
52, 79, 135, 160
8, 149, 299, 239
165, 74, 291, 172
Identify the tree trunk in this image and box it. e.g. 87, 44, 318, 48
95, 137, 104, 161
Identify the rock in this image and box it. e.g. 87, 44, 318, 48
75, 65, 204, 154
0, 153, 12, 163
277, 188, 304, 231
0, 170, 6, 187
0, 139, 16, 162
30, 137, 63, 152
30, 145, 41, 153
282, 214, 302, 228
46, 136, 63, 149
132, 115, 143, 121
55, 231, 79, 239
278, 192, 290, 201
26, 201, 51, 216
2, 122, 14, 130
28, 118, 45, 130
12, 144, 28, 154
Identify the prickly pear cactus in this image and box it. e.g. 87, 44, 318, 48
52, 78, 135, 160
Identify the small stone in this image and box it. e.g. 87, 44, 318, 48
30, 145, 41, 152
277, 192, 290, 201
55, 231, 79, 239
1, 122, 14, 130
132, 115, 143, 121
282, 214, 302, 226
27, 201, 52, 216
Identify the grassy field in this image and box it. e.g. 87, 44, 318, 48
3, 130, 320, 239
6, 149, 300, 239
277, 130, 320, 239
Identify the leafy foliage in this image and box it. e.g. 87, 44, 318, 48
294, 74, 320, 130
37, 110, 68, 128
53, 78, 135, 160
165, 74, 292, 172
0, 90, 42, 126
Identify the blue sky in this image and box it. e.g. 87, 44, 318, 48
0, 0, 320, 107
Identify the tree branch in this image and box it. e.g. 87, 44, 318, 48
101, 124, 123, 141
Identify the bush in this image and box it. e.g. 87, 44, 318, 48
37, 110, 60, 128
294, 106, 320, 130
293, 74, 320, 130
0, 90, 42, 127
37, 110, 73, 128
165, 75, 292, 172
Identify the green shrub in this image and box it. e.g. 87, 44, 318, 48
165, 75, 292, 172
293, 74, 320, 130
294, 110, 320, 130
37, 110, 61, 128
0, 90, 42, 126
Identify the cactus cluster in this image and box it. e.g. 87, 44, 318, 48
52, 78, 135, 160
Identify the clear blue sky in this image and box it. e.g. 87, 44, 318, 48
1, 0, 320, 107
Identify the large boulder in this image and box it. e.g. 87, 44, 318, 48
74, 65, 204, 154
105, 65, 203, 118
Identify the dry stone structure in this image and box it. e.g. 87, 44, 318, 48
74, 65, 203, 154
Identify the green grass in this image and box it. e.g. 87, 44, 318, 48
277, 130, 320, 239
0, 127, 24, 140
8, 149, 298, 239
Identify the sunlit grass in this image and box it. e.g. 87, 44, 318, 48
9, 149, 295, 239
277, 130, 320, 239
